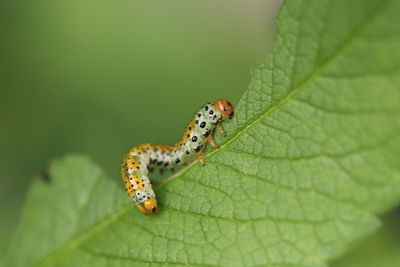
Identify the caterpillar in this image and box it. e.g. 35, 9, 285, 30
120, 99, 234, 215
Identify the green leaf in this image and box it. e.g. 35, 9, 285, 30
5, 0, 400, 266
4, 156, 128, 266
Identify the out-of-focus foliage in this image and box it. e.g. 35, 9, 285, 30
0, 0, 281, 257
331, 209, 400, 267
5, 0, 400, 266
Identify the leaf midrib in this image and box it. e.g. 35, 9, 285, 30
38, 1, 393, 265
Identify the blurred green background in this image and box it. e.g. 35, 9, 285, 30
0, 0, 282, 257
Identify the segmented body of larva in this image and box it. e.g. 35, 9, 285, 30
120, 99, 234, 215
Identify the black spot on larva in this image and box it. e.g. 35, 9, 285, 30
188, 126, 192, 130
187, 134, 190, 137
213, 115, 217, 120
136, 166, 140, 169
197, 113, 201, 117
136, 181, 139, 184
227, 101, 232, 106
194, 145, 203, 152
204, 130, 211, 137
200, 121, 206, 128
195, 120, 199, 124
205, 105, 209, 111
192, 136, 198, 142
209, 110, 214, 115
185, 150, 190, 155
148, 196, 150, 199
175, 158, 181, 164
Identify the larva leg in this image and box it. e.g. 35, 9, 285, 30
217, 124, 226, 136
207, 134, 220, 149
196, 150, 206, 166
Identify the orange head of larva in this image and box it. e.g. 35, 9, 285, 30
214, 98, 234, 119
142, 198, 158, 215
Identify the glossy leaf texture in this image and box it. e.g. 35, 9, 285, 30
5, 0, 400, 266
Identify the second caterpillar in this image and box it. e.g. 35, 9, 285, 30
120, 98, 234, 215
